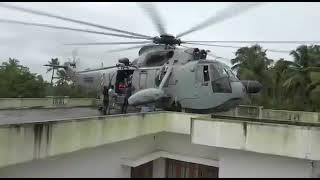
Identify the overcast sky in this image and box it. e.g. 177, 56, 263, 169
0, 2, 320, 81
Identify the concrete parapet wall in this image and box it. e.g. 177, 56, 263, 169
263, 109, 320, 123
1, 111, 320, 169
216, 105, 320, 124
191, 117, 320, 161
0, 97, 96, 110
0, 112, 199, 168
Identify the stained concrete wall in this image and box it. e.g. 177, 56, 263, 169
191, 117, 320, 161
0, 132, 315, 178
217, 105, 320, 123
0, 133, 218, 178
1, 111, 320, 170
0, 112, 200, 169
263, 109, 320, 123
1, 111, 320, 177
155, 132, 219, 162
312, 161, 320, 178
218, 149, 313, 178
0, 134, 156, 178
0, 97, 96, 110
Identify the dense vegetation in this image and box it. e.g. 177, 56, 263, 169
0, 58, 97, 98
0, 44, 319, 111
232, 44, 320, 112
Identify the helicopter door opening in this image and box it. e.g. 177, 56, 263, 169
139, 71, 148, 90
195, 65, 210, 86
115, 70, 134, 94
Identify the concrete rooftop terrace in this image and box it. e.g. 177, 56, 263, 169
0, 110, 320, 169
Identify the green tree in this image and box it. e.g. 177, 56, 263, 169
280, 45, 320, 110
230, 44, 274, 106
269, 59, 287, 105
0, 58, 48, 98
56, 69, 71, 86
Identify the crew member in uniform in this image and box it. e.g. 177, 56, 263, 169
121, 78, 134, 114
102, 85, 109, 115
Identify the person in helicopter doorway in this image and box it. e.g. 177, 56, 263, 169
121, 80, 134, 114
108, 85, 117, 114
199, 49, 207, 59
102, 85, 109, 115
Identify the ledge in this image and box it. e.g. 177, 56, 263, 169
120, 150, 219, 167
1, 111, 320, 170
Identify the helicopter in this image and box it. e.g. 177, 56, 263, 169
46, 45, 263, 114
1, 2, 319, 114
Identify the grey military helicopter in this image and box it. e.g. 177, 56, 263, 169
1, 2, 319, 114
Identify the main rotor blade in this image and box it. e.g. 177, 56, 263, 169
183, 42, 291, 53
138, 2, 167, 35
0, 2, 152, 39
176, 2, 263, 38
65, 41, 152, 46
77, 66, 117, 73
43, 64, 67, 68
0, 19, 149, 40
105, 44, 153, 53
183, 40, 320, 44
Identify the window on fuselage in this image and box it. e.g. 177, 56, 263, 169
211, 62, 239, 82
195, 65, 211, 83
203, 65, 210, 82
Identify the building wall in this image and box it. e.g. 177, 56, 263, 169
0, 97, 95, 110
157, 133, 314, 178
311, 161, 320, 178
155, 132, 220, 162
0, 132, 314, 178
219, 149, 313, 178
0, 134, 157, 178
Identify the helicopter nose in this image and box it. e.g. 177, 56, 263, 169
241, 80, 263, 94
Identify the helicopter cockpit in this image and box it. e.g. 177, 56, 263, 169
196, 60, 240, 94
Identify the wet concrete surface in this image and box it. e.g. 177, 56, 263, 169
0, 107, 101, 125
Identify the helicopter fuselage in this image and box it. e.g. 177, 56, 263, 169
64, 46, 261, 114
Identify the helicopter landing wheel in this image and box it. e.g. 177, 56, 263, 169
176, 102, 182, 112
98, 106, 105, 115
171, 101, 182, 112
100, 104, 107, 115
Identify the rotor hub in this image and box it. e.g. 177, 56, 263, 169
153, 34, 181, 46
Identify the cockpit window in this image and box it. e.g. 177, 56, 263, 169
225, 68, 239, 82
212, 63, 228, 78
210, 62, 234, 93
211, 62, 239, 82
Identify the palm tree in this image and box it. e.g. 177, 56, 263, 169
56, 69, 71, 86
269, 59, 291, 105
231, 44, 274, 106
46, 58, 60, 85
2, 58, 20, 68
281, 45, 320, 110
231, 44, 273, 82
